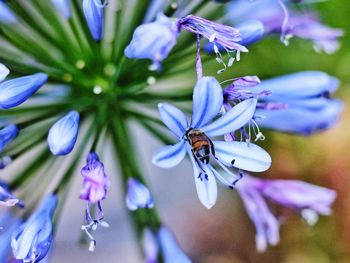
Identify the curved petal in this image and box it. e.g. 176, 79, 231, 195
202, 98, 257, 137
152, 140, 186, 168
214, 141, 271, 172
188, 149, 217, 209
158, 103, 188, 138
191, 76, 223, 128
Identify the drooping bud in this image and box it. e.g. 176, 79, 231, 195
47, 111, 79, 155
0, 73, 48, 109
125, 178, 154, 211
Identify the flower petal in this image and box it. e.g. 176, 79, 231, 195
188, 149, 217, 209
202, 98, 257, 137
158, 103, 188, 138
191, 76, 223, 128
152, 140, 186, 168
214, 141, 271, 172
0, 64, 10, 82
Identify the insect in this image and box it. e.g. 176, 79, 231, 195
185, 128, 215, 166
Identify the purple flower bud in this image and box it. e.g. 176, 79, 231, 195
0, 1, 16, 24
0, 181, 24, 208
80, 152, 109, 203
82, 0, 106, 41
125, 13, 179, 71
51, 0, 71, 19
126, 178, 154, 211
177, 15, 248, 54
47, 111, 79, 155
0, 124, 18, 152
11, 194, 57, 262
0, 73, 48, 109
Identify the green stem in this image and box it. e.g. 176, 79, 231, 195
109, 110, 161, 237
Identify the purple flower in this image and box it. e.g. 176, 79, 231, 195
11, 194, 57, 262
82, 0, 106, 41
177, 15, 248, 54
251, 71, 343, 135
0, 1, 16, 24
0, 72, 48, 109
152, 76, 271, 209
80, 152, 109, 203
80, 152, 109, 251
205, 20, 265, 53
47, 111, 80, 155
125, 13, 179, 71
51, 0, 71, 19
126, 178, 154, 211
177, 15, 248, 73
0, 124, 18, 152
236, 174, 336, 252
0, 181, 24, 208
226, 0, 343, 52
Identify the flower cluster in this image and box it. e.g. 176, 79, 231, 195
0, 0, 344, 262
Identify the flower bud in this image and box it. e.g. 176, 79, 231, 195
0, 73, 48, 109
47, 111, 79, 155
125, 178, 154, 211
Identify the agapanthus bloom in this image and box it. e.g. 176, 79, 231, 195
0, 181, 24, 207
226, 0, 343, 52
251, 71, 343, 134
126, 178, 154, 211
205, 20, 265, 53
11, 194, 57, 262
177, 15, 248, 74
152, 76, 271, 209
236, 174, 336, 252
80, 152, 109, 251
125, 13, 179, 71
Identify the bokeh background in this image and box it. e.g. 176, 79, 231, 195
42, 0, 350, 262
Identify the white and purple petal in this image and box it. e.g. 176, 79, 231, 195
213, 141, 271, 172
202, 98, 257, 137
0, 63, 10, 82
152, 140, 186, 168
191, 76, 223, 128
158, 103, 188, 138
188, 148, 217, 209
